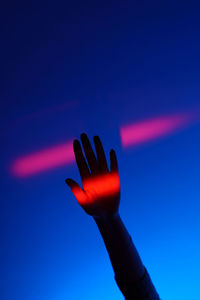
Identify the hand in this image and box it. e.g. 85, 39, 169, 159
65, 133, 121, 218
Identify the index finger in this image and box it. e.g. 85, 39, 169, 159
73, 139, 91, 181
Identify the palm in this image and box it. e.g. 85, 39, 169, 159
65, 134, 120, 217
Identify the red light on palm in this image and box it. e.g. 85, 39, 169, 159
65, 134, 120, 217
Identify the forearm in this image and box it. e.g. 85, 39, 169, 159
93, 212, 145, 282
94, 212, 160, 299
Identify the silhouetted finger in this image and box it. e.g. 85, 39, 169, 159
65, 178, 86, 202
93, 136, 109, 172
80, 133, 98, 174
110, 149, 118, 173
73, 139, 90, 181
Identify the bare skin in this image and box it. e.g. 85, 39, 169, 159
64, 133, 162, 300
65, 133, 145, 283
65, 133, 120, 217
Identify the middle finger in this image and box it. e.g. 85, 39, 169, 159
80, 133, 99, 174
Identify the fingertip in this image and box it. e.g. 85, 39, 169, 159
73, 139, 79, 147
80, 132, 87, 140
65, 178, 71, 186
110, 149, 115, 155
93, 135, 99, 141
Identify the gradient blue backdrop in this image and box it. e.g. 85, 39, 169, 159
1, 1, 200, 299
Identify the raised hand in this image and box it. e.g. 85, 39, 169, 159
65, 133, 121, 218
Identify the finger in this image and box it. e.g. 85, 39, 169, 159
93, 136, 109, 173
65, 178, 86, 204
65, 178, 80, 189
80, 133, 98, 174
73, 139, 90, 181
110, 149, 118, 173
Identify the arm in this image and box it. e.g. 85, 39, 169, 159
65, 133, 160, 299
94, 213, 160, 299
94, 213, 144, 282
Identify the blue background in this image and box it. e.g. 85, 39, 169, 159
1, 1, 200, 299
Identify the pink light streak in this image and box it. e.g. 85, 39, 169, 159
10, 111, 199, 178
11, 140, 75, 178
120, 113, 194, 148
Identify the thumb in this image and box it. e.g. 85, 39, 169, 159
65, 178, 86, 204
65, 178, 78, 188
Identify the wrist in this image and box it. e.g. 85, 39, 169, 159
93, 211, 120, 225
